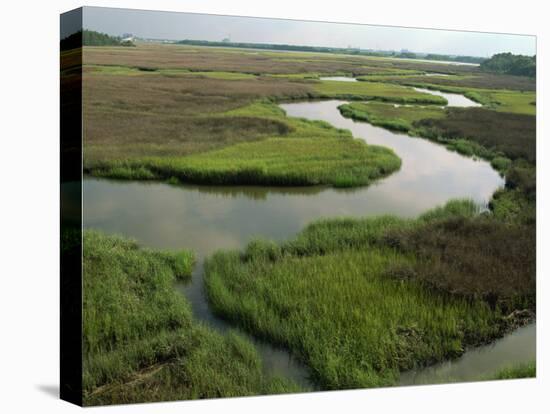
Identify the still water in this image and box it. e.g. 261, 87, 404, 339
400, 324, 536, 385
80, 98, 527, 388
413, 87, 482, 107
318, 76, 481, 108
319, 76, 357, 82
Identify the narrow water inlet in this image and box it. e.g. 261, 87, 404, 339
175, 259, 315, 389
319, 76, 357, 82
412, 87, 482, 107
423, 72, 451, 76
318, 74, 478, 108
399, 324, 536, 385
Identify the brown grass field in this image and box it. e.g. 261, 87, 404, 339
81, 43, 495, 168
83, 44, 481, 76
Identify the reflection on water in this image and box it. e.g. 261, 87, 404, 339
400, 324, 536, 385
319, 76, 357, 82
171, 182, 328, 200
413, 87, 482, 107
81, 99, 507, 388
83, 177, 362, 257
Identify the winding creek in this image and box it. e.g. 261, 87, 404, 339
318, 75, 482, 108
79, 91, 535, 389
413, 87, 482, 107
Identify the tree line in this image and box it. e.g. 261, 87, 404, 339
61, 30, 134, 50
480, 53, 536, 77
176, 39, 485, 64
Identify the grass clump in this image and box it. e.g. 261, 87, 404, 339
82, 231, 300, 405
491, 156, 513, 172
204, 200, 534, 390
488, 361, 536, 380
183, 71, 257, 80
88, 136, 401, 187
86, 65, 257, 80
86, 101, 402, 188
482, 89, 536, 115
339, 102, 445, 132
266, 72, 323, 80
338, 102, 534, 179
490, 160, 536, 224
313, 80, 447, 105
415, 107, 536, 163
356, 67, 426, 77
406, 83, 535, 115
340, 100, 535, 168
380, 216, 536, 312
365, 74, 536, 115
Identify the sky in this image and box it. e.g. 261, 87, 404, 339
66, 6, 535, 57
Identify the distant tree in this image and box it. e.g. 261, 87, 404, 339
175, 39, 481, 64
61, 30, 135, 50
83, 30, 135, 47
398, 52, 417, 59
480, 53, 536, 77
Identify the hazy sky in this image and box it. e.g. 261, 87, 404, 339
76, 6, 535, 57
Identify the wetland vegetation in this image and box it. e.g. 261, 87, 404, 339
490, 362, 536, 380
204, 200, 535, 390
82, 231, 300, 405
85, 100, 401, 187
81, 44, 535, 189
339, 102, 535, 172
75, 38, 536, 403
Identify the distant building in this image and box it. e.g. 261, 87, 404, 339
121, 33, 135, 42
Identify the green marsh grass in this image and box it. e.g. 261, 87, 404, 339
339, 102, 445, 132
79, 44, 536, 397
356, 67, 426, 77
488, 361, 535, 380
204, 200, 534, 390
426, 84, 535, 115
381, 80, 535, 115
85, 101, 402, 187
82, 231, 300, 405
313, 80, 447, 104
338, 102, 535, 181
83, 46, 509, 189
